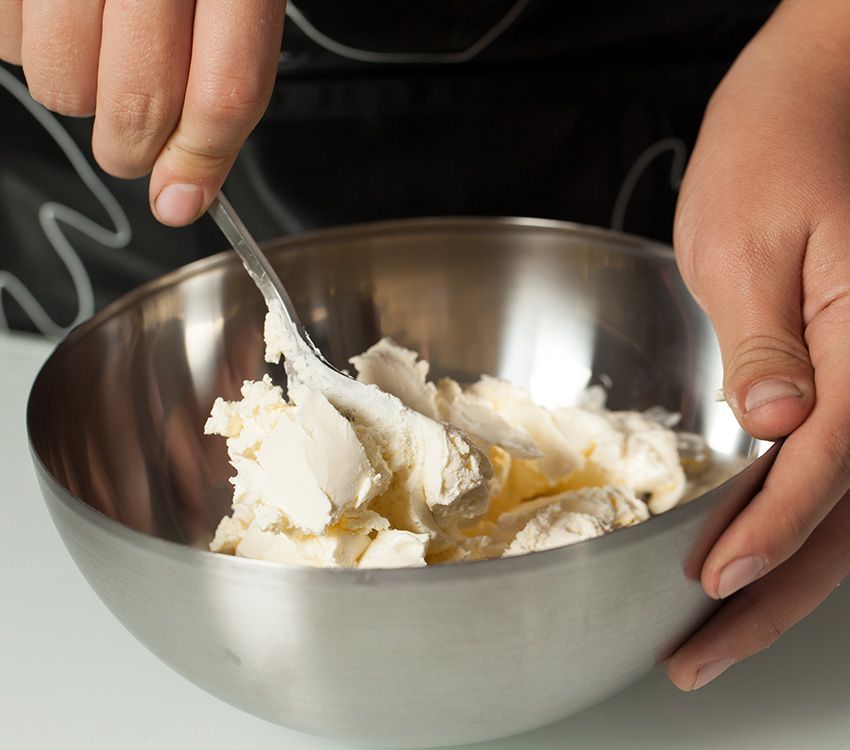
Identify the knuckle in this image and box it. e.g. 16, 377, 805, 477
94, 90, 174, 177
676, 222, 778, 306
701, 227, 774, 280
100, 90, 172, 140
192, 71, 267, 122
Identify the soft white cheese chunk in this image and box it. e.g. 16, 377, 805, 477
236, 526, 371, 567
206, 377, 388, 536
551, 407, 687, 513
352, 339, 542, 459
208, 320, 713, 567
357, 529, 430, 569
504, 508, 606, 557
265, 313, 493, 536
495, 485, 648, 541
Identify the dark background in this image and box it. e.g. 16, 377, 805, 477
0, 0, 778, 334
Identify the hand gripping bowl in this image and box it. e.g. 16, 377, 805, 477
27, 218, 775, 747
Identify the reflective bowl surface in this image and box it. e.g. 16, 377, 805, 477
28, 218, 774, 747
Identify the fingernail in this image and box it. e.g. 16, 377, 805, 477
717, 554, 765, 599
744, 379, 801, 413
154, 183, 204, 226
692, 658, 735, 690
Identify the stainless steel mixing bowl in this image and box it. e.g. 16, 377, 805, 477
27, 218, 775, 747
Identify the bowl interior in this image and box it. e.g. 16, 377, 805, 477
28, 218, 751, 549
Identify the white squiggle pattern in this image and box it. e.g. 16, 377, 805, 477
611, 137, 687, 233
286, 0, 531, 64
0, 65, 132, 339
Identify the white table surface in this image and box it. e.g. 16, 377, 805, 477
2, 329, 848, 750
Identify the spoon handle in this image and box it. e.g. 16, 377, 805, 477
208, 192, 305, 339
209, 192, 345, 375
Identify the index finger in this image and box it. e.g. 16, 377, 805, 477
149, 0, 285, 226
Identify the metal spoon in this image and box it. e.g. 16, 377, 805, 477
208, 192, 346, 376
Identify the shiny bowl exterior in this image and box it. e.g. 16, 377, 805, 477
28, 218, 773, 747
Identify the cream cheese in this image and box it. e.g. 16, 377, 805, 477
504, 507, 607, 557
208, 328, 715, 568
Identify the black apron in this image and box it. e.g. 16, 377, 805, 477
0, 0, 778, 335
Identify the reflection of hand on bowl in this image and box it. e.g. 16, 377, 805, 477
28, 218, 774, 747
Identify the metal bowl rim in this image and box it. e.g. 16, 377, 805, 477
38, 216, 677, 359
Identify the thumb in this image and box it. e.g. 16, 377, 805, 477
676, 231, 815, 441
